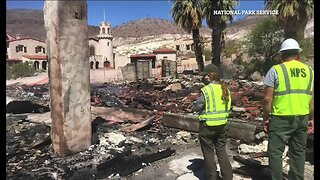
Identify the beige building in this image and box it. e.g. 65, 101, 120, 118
152, 48, 177, 67
169, 37, 212, 53
6, 34, 48, 70
172, 38, 194, 53
89, 21, 115, 69
114, 54, 130, 69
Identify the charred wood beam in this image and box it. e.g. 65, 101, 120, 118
122, 115, 158, 132
162, 113, 256, 142
6, 101, 50, 114
30, 135, 52, 149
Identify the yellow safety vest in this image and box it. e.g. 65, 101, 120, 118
199, 83, 231, 126
272, 60, 313, 116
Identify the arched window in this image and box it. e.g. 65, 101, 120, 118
42, 61, 47, 70
90, 61, 94, 69
95, 61, 99, 69
34, 61, 40, 70
107, 28, 110, 34
89, 46, 95, 56
102, 28, 105, 34
104, 61, 110, 68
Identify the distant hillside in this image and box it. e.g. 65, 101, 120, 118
5, 9, 211, 40
6, 9, 99, 41
6, 9, 314, 42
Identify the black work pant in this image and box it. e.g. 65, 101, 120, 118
199, 122, 233, 180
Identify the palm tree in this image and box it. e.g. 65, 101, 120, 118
203, 0, 238, 67
171, 0, 204, 71
265, 0, 313, 40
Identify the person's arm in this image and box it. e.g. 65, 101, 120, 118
309, 91, 314, 120
194, 93, 205, 113
262, 86, 274, 121
308, 91, 314, 134
262, 67, 277, 133
262, 86, 274, 133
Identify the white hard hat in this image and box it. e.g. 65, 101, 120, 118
279, 38, 302, 52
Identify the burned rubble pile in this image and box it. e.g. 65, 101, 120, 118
6, 83, 50, 107
6, 77, 314, 179
6, 110, 191, 179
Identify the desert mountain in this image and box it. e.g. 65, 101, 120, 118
6, 9, 313, 43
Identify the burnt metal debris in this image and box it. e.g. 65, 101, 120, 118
6, 76, 314, 179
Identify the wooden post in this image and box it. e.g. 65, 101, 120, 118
44, 0, 91, 156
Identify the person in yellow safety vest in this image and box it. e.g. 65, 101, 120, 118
262, 38, 314, 180
194, 64, 233, 180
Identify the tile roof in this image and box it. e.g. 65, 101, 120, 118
22, 55, 48, 60
153, 48, 177, 53
6, 37, 45, 43
89, 37, 99, 41
130, 54, 156, 58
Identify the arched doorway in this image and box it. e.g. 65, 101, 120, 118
90, 61, 94, 69
104, 61, 110, 68
42, 61, 47, 70
95, 61, 99, 69
34, 61, 40, 70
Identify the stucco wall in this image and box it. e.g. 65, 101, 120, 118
7, 39, 46, 60
89, 39, 100, 55
114, 54, 130, 69
155, 53, 176, 61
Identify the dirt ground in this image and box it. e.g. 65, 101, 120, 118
6, 72, 49, 86
6, 70, 123, 86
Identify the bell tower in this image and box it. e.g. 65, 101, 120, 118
97, 16, 113, 68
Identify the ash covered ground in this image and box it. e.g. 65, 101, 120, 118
6, 76, 314, 180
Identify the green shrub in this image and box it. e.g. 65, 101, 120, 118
185, 51, 195, 58
203, 49, 212, 61
6, 64, 12, 80
244, 16, 284, 75
223, 40, 242, 58
11, 62, 35, 78
300, 36, 314, 63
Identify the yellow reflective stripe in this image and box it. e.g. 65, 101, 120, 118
204, 110, 230, 114
279, 64, 290, 90
274, 89, 312, 96
206, 86, 214, 112
200, 117, 228, 121
208, 84, 216, 112
202, 88, 210, 112
206, 120, 227, 126
307, 66, 313, 91
199, 113, 229, 120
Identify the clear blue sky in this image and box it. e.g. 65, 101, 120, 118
6, 1, 265, 27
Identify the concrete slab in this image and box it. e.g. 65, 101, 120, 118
168, 153, 203, 175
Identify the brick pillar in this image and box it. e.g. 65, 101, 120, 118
44, 0, 91, 157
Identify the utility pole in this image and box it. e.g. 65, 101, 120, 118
44, 0, 91, 157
